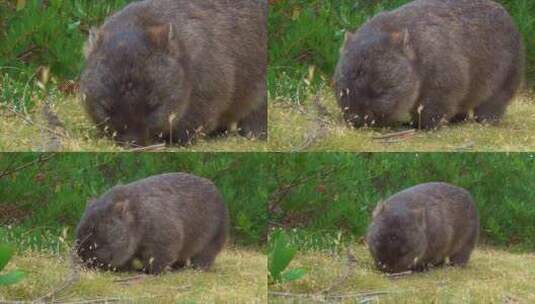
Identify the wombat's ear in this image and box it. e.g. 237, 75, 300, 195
372, 201, 386, 218
113, 200, 130, 217
343, 31, 354, 45
84, 28, 100, 58
391, 29, 415, 60
147, 23, 175, 50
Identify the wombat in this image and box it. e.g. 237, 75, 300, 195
75, 173, 229, 274
80, 0, 267, 146
366, 182, 479, 273
334, 0, 524, 129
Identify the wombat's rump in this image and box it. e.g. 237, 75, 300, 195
334, 0, 524, 129
75, 173, 229, 274
80, 0, 267, 146
367, 182, 479, 273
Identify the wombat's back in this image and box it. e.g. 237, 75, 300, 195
120, 173, 229, 255
371, 0, 524, 107
388, 182, 479, 245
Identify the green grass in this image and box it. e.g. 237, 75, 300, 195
268, 89, 535, 152
269, 244, 535, 303
1, 247, 267, 303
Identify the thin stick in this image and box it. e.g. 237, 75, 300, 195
112, 275, 146, 283
33, 250, 81, 303
372, 129, 416, 140
0, 154, 56, 180
1, 104, 69, 140
386, 270, 413, 278
319, 248, 358, 294
128, 143, 167, 152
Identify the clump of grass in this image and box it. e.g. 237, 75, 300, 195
269, 244, 535, 303
269, 89, 535, 152
1, 247, 267, 303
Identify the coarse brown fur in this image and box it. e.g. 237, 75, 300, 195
80, 0, 267, 146
334, 0, 524, 129
367, 182, 479, 273
75, 173, 229, 274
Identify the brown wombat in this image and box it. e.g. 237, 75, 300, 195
334, 0, 524, 129
80, 0, 267, 146
366, 182, 479, 273
75, 173, 229, 274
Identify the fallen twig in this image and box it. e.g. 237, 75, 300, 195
386, 270, 413, 278
112, 275, 146, 283
0, 154, 56, 180
33, 250, 81, 303
1, 104, 69, 141
128, 143, 167, 152
372, 129, 416, 141
294, 94, 332, 152
319, 248, 358, 294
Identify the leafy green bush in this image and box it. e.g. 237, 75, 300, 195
0, 245, 24, 286
268, 153, 535, 251
0, 0, 134, 109
268, 229, 305, 284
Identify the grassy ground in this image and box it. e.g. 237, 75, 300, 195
269, 244, 535, 304
1, 247, 267, 303
268, 90, 535, 152
0, 95, 268, 152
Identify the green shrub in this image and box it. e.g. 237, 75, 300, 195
0, 0, 134, 109
268, 229, 305, 284
0, 245, 24, 286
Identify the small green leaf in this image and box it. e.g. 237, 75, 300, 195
0, 245, 14, 271
0, 271, 25, 286
281, 268, 305, 283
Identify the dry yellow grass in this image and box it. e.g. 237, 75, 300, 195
1, 247, 267, 303
0, 95, 268, 152
269, 244, 535, 304
269, 90, 535, 152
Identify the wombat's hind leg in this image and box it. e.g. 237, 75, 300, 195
191, 228, 226, 270
171, 260, 187, 270
449, 249, 472, 266
238, 100, 267, 140
449, 113, 468, 124
474, 91, 512, 124
450, 227, 478, 266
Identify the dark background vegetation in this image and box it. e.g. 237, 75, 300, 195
268, 153, 535, 252
1, 153, 534, 254
0, 153, 269, 253
269, 0, 535, 101
0, 0, 135, 110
